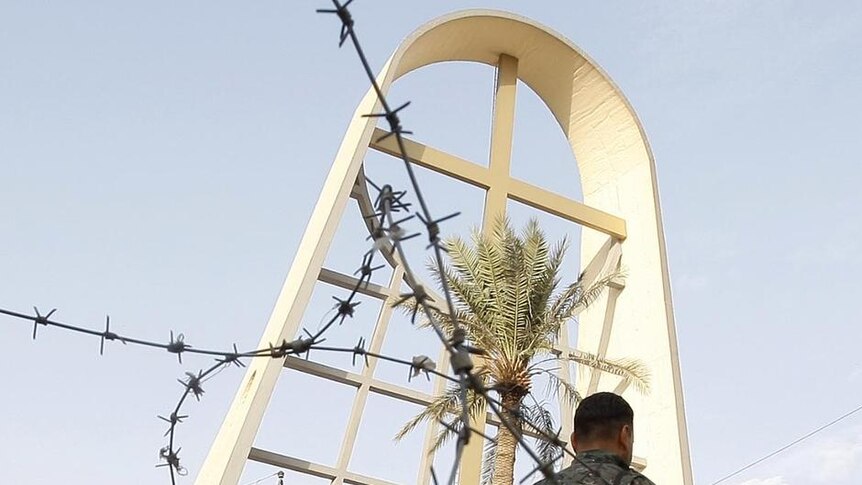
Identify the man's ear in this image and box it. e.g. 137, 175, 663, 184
570, 431, 578, 451
619, 424, 633, 447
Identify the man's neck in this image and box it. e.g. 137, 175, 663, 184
575, 448, 629, 468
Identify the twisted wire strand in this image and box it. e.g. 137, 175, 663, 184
316, 2, 612, 484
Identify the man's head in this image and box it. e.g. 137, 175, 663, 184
570, 392, 635, 465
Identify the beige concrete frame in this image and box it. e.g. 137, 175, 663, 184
198, 10, 692, 485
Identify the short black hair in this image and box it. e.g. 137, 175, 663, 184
573, 392, 634, 441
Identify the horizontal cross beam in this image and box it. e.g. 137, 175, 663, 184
370, 128, 627, 239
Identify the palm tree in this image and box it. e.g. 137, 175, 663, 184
394, 217, 650, 485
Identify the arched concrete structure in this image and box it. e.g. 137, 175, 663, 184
198, 10, 693, 485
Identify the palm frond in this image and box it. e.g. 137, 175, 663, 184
480, 436, 497, 485
520, 398, 564, 471
442, 236, 495, 323
527, 233, 566, 328
531, 367, 581, 407
512, 220, 550, 354
394, 386, 461, 443
550, 270, 623, 324
395, 380, 488, 453
475, 217, 508, 336
563, 349, 651, 394
394, 284, 499, 354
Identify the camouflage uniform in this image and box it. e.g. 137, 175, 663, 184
533, 450, 655, 485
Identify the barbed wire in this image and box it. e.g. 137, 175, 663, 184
315, 1, 614, 484
0, 2, 620, 485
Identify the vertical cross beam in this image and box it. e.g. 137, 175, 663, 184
332, 265, 405, 484
483, 54, 519, 231
459, 53, 519, 485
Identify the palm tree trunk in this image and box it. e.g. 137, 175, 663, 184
491, 391, 523, 485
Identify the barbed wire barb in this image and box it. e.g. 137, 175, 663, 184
31, 306, 55, 339
167, 331, 190, 364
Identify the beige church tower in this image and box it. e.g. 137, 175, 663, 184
197, 10, 693, 485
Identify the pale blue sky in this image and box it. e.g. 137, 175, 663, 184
1, 1, 861, 484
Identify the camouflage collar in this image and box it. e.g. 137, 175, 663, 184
577, 449, 630, 470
